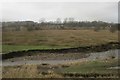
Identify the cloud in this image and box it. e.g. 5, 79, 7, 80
1, 2, 118, 23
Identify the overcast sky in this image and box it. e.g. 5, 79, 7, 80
1, 2, 118, 23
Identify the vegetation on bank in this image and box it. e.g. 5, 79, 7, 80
2, 30, 118, 53
2, 59, 119, 78
2, 45, 68, 53
62, 59, 118, 74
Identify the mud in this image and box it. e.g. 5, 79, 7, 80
1, 42, 120, 60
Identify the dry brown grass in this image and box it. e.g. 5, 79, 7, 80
2, 59, 119, 78
2, 64, 63, 78
3, 30, 118, 47
2, 65, 39, 78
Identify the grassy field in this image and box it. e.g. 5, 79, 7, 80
2, 30, 118, 53
2, 59, 119, 78
2, 30, 119, 78
2, 45, 69, 53
62, 59, 118, 74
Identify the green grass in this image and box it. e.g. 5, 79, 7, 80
2, 45, 70, 53
63, 60, 118, 74
0, 45, 1, 53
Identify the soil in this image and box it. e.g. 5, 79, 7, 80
1, 42, 120, 60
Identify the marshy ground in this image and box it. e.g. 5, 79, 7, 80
2, 30, 118, 53
1, 30, 120, 78
2, 59, 119, 78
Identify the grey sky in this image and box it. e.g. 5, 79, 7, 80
2, 2, 118, 23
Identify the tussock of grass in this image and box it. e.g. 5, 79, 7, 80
2, 64, 63, 78
3, 65, 40, 78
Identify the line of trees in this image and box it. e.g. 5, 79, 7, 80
2, 18, 119, 32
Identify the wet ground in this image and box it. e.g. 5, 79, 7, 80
2, 49, 119, 66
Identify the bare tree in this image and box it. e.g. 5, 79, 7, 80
56, 18, 61, 24
39, 18, 45, 23
63, 18, 68, 23
68, 18, 74, 22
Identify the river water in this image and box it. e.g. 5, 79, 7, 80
1, 49, 120, 66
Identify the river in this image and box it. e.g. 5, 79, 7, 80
1, 49, 119, 66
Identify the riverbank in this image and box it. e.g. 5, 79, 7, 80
2, 46, 119, 78
2, 49, 119, 66
2, 59, 119, 78
2, 42, 120, 60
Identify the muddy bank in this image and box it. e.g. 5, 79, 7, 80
3, 52, 88, 61
2, 49, 119, 66
2, 42, 120, 60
